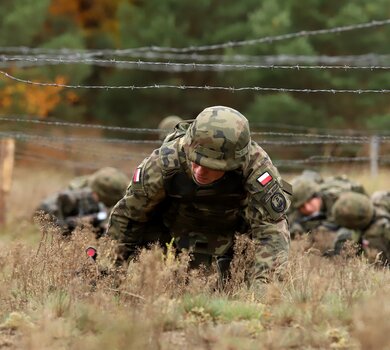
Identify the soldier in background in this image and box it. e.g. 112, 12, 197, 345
107, 106, 292, 286
290, 169, 323, 187
288, 175, 366, 253
35, 167, 129, 237
371, 190, 390, 212
158, 115, 184, 141
332, 191, 390, 266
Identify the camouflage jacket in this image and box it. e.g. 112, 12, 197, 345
107, 135, 292, 278
333, 207, 390, 265
289, 175, 366, 235
363, 208, 390, 264
36, 188, 108, 235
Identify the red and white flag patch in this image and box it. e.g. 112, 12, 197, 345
257, 172, 273, 186
132, 167, 142, 183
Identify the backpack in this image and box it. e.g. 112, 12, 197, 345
320, 175, 367, 214
161, 120, 193, 143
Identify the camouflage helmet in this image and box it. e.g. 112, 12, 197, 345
332, 192, 374, 230
158, 115, 183, 140
292, 179, 319, 209
89, 167, 129, 207
371, 190, 390, 212
182, 106, 251, 171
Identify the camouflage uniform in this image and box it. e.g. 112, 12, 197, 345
290, 170, 323, 188
36, 188, 108, 236
158, 115, 184, 141
371, 190, 390, 212
289, 175, 366, 235
107, 106, 292, 282
332, 192, 390, 265
37, 167, 129, 236
288, 175, 366, 254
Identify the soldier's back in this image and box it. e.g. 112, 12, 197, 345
363, 207, 390, 265
319, 175, 366, 215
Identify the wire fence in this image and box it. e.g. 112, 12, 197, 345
2, 56, 390, 72
1, 115, 388, 172
1, 18, 389, 55
1, 70, 389, 94
0, 18, 389, 171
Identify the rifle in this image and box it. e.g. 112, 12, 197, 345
297, 212, 327, 225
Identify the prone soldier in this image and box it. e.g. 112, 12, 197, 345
35, 167, 129, 237
332, 191, 390, 265
288, 175, 366, 253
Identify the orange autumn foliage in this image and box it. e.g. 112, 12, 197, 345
0, 76, 67, 118
49, 0, 125, 35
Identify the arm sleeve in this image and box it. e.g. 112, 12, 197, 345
243, 151, 292, 281
106, 150, 166, 262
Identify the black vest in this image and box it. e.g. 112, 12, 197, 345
162, 169, 247, 236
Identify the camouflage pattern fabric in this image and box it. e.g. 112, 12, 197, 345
371, 191, 390, 212
89, 167, 129, 207
363, 208, 390, 265
158, 115, 184, 140
289, 175, 367, 236
182, 106, 251, 171
332, 209, 390, 265
36, 188, 108, 236
67, 175, 90, 190
331, 192, 374, 230
290, 170, 323, 189
107, 106, 292, 282
67, 167, 129, 208
332, 193, 390, 265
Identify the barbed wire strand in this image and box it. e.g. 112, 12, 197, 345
0, 116, 162, 134
3, 130, 390, 146
15, 150, 390, 169
2, 115, 390, 136
1, 19, 389, 55
2, 56, 390, 71
1, 70, 389, 94
2, 52, 390, 66
2, 116, 390, 139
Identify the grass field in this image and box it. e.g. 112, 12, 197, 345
0, 165, 389, 349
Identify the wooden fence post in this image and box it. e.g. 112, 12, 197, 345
369, 135, 379, 179
0, 138, 15, 227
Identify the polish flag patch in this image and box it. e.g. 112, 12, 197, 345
132, 167, 142, 183
257, 172, 273, 186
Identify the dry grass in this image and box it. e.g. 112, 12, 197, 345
0, 165, 389, 349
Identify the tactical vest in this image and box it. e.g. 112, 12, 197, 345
159, 129, 247, 256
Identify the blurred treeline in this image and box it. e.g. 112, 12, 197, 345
0, 0, 389, 130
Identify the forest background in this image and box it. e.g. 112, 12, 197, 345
0, 3, 390, 349
1, 0, 389, 131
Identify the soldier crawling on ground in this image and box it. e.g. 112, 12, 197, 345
105, 105, 293, 287
288, 173, 367, 254
35, 167, 129, 237
331, 191, 390, 266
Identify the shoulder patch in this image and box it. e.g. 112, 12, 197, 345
130, 159, 148, 194
270, 193, 287, 213
247, 166, 291, 220
257, 172, 273, 186
132, 167, 142, 183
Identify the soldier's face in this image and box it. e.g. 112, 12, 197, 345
191, 162, 225, 185
299, 196, 322, 216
